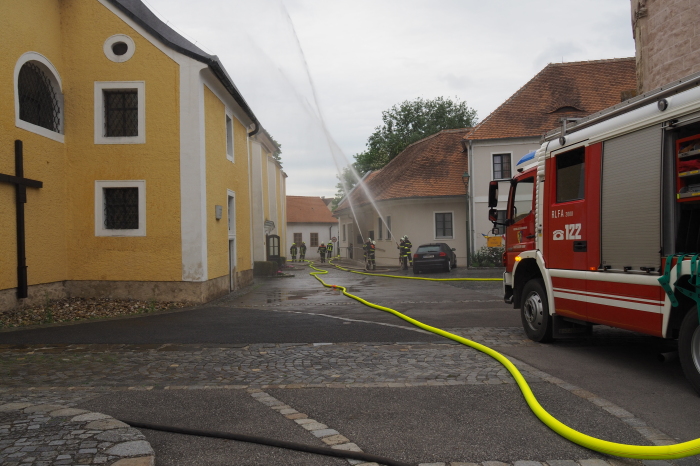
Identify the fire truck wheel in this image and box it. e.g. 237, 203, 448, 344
678, 309, 700, 395
521, 279, 553, 343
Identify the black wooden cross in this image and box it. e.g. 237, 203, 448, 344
0, 140, 43, 299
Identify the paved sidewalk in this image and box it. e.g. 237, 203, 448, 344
0, 397, 154, 466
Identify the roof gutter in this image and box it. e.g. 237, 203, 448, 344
106, 0, 261, 136
208, 60, 260, 136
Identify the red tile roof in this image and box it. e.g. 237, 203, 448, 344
466, 58, 637, 141
336, 129, 471, 211
287, 196, 337, 223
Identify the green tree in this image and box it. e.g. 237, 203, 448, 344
262, 128, 283, 166
331, 165, 359, 210
354, 96, 477, 174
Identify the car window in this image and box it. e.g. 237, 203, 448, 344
417, 245, 440, 253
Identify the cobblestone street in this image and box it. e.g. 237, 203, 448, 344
0, 332, 534, 389
0, 265, 698, 465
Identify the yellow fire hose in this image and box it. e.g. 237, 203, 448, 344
303, 260, 700, 459
327, 259, 502, 281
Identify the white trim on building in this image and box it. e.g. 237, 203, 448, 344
93, 81, 146, 144
103, 34, 136, 63
14, 51, 65, 143
94, 180, 146, 237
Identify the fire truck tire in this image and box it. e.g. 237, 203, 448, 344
521, 279, 553, 343
678, 309, 700, 395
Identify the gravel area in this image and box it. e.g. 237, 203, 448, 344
0, 298, 188, 330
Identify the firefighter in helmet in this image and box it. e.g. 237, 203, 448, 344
299, 241, 307, 261
318, 242, 327, 263
399, 235, 413, 267
326, 241, 334, 259
290, 242, 298, 262
363, 239, 376, 270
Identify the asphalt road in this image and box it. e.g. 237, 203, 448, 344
2, 261, 700, 465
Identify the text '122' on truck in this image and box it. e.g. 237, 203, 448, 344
488, 72, 700, 394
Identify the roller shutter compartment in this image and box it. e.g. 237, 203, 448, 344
601, 125, 662, 270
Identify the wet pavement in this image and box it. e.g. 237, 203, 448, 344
1, 260, 699, 465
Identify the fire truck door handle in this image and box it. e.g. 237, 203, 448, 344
573, 241, 587, 252
526, 235, 536, 239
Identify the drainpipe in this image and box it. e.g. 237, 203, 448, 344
462, 172, 471, 268
467, 139, 475, 262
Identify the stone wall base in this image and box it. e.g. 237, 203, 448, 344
0, 270, 255, 313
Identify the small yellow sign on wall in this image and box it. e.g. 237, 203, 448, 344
486, 236, 503, 248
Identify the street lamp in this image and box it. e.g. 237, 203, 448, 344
462, 172, 471, 268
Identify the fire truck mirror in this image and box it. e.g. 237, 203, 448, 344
488, 181, 499, 208
488, 208, 498, 222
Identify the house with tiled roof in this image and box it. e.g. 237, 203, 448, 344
465, 58, 637, 251
286, 196, 339, 260
334, 129, 471, 266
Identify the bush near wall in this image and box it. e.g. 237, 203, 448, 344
253, 261, 278, 277
470, 246, 505, 267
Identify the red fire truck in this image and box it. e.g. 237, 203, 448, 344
489, 72, 700, 394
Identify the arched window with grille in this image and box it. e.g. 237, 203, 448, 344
14, 52, 64, 142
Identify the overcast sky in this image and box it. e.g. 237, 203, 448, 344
143, 0, 636, 197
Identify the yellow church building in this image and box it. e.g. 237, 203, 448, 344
0, 0, 286, 311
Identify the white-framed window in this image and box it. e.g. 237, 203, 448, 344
226, 113, 234, 161
227, 190, 237, 266
492, 153, 512, 180
103, 34, 136, 63
386, 216, 391, 240
342, 224, 346, 242
94, 81, 145, 144
14, 52, 64, 143
377, 217, 383, 240
95, 180, 146, 237
435, 211, 454, 239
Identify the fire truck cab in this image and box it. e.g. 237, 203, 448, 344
489, 72, 700, 394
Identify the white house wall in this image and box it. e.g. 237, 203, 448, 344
287, 223, 339, 260
278, 173, 287, 255
250, 141, 265, 261
267, 158, 278, 232
470, 137, 541, 250
337, 197, 468, 266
